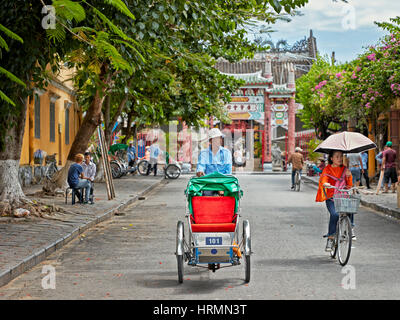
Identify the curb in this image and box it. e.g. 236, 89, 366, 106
0, 178, 167, 288
302, 176, 400, 220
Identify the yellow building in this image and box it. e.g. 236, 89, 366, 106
20, 66, 82, 167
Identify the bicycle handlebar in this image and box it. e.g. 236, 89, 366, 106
324, 186, 358, 193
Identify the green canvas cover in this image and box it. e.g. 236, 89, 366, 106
109, 143, 128, 155
185, 172, 243, 213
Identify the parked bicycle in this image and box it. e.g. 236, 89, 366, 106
324, 186, 360, 266
110, 150, 137, 179
44, 153, 59, 179
137, 152, 181, 179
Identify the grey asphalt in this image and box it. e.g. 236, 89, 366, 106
1, 175, 400, 300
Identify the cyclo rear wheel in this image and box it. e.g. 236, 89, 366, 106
176, 221, 185, 283
242, 220, 251, 283
337, 214, 352, 266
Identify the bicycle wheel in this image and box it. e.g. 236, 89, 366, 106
176, 221, 185, 283
329, 236, 337, 259
165, 164, 181, 179
242, 220, 251, 283
137, 160, 149, 175
295, 172, 301, 192
337, 215, 352, 266
110, 161, 122, 179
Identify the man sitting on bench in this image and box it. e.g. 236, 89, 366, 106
196, 128, 232, 196
67, 153, 92, 204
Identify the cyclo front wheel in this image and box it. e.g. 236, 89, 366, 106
137, 160, 149, 176
337, 214, 352, 266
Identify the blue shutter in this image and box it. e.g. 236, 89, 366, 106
34, 94, 40, 139
50, 102, 55, 142
65, 107, 70, 145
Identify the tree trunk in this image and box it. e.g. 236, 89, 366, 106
94, 155, 105, 182
0, 97, 31, 209
43, 89, 106, 193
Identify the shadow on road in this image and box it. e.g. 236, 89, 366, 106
256, 255, 336, 269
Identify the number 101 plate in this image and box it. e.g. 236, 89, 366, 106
205, 237, 223, 245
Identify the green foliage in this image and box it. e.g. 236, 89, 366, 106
305, 138, 323, 162
296, 55, 349, 139
0, 24, 25, 107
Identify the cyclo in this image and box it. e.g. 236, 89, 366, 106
175, 172, 251, 283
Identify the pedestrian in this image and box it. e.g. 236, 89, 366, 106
288, 147, 304, 190
376, 146, 390, 188
146, 137, 161, 176
127, 141, 136, 169
382, 141, 398, 193
67, 153, 92, 204
196, 128, 232, 196
81, 152, 96, 204
318, 159, 326, 173
316, 150, 354, 251
359, 151, 371, 189
345, 152, 364, 187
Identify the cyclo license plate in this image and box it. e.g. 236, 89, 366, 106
205, 237, 223, 246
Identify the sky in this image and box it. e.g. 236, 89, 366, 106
249, 0, 400, 63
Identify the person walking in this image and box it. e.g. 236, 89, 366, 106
359, 151, 371, 189
288, 147, 304, 190
382, 141, 398, 193
345, 152, 364, 187
316, 150, 353, 251
146, 138, 161, 176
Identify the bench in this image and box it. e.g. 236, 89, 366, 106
65, 187, 86, 205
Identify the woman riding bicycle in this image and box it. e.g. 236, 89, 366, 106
316, 150, 353, 251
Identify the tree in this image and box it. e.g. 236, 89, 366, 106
0, 0, 317, 209
296, 55, 349, 139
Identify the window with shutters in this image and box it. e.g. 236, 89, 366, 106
65, 107, 70, 145
34, 94, 40, 139
50, 102, 55, 142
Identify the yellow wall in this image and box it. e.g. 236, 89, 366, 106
20, 67, 81, 166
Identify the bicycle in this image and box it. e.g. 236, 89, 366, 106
43, 153, 59, 180
137, 158, 181, 179
324, 186, 360, 266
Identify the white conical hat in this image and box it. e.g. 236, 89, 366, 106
207, 128, 225, 140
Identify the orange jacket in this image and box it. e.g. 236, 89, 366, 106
315, 164, 353, 202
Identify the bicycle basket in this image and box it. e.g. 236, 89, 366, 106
333, 193, 361, 213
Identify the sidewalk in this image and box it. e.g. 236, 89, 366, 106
303, 175, 400, 220
0, 174, 166, 287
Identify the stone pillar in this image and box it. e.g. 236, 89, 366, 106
263, 58, 273, 172
287, 63, 296, 156
263, 92, 272, 171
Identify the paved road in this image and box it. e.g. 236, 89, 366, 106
1, 175, 400, 300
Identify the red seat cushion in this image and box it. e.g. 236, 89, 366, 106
191, 196, 236, 232
191, 223, 236, 232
